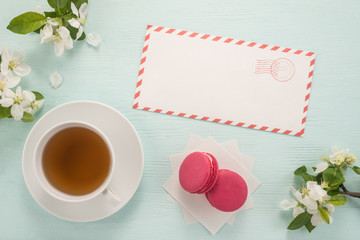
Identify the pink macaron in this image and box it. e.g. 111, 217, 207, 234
179, 152, 219, 194
205, 169, 248, 212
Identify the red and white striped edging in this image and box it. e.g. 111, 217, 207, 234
133, 25, 316, 137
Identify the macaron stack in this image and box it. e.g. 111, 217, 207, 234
179, 152, 248, 212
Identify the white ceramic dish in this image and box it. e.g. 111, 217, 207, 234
22, 101, 144, 222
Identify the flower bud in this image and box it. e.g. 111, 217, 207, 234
334, 153, 345, 165
346, 154, 356, 165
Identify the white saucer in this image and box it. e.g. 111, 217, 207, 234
22, 101, 144, 222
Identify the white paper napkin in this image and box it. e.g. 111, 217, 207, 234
163, 136, 260, 234
167, 135, 256, 225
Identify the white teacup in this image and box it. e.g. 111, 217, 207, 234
33, 121, 121, 205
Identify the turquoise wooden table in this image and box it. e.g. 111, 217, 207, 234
1, 0, 360, 239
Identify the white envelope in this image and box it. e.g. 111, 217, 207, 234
133, 25, 316, 136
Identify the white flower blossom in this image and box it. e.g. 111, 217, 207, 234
1, 46, 31, 77
0, 73, 20, 96
0, 86, 35, 120
301, 195, 318, 214
39, 19, 59, 45
54, 27, 73, 56
40, 25, 73, 56
69, 2, 88, 40
282, 183, 334, 227
307, 181, 327, 202
29, 99, 44, 114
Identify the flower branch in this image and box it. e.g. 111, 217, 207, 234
7, 0, 89, 56
281, 148, 360, 233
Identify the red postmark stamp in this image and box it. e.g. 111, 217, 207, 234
255, 58, 295, 82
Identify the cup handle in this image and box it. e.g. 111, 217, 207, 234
102, 187, 121, 206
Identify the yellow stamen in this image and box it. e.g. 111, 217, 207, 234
0, 80, 5, 89
78, 17, 86, 25
9, 60, 17, 70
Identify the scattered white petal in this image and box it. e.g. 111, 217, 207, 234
280, 199, 297, 210
50, 71, 63, 89
315, 161, 328, 174
87, 32, 101, 47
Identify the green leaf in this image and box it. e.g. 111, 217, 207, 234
303, 174, 317, 182
68, 0, 88, 9
33, 27, 42, 34
318, 207, 330, 224
63, 13, 77, 21
294, 166, 316, 182
0, 106, 11, 119
48, 0, 69, 15
7, 12, 46, 34
323, 168, 345, 187
77, 31, 86, 41
65, 24, 85, 40
327, 188, 339, 196
21, 112, 35, 122
44, 11, 57, 18
327, 195, 347, 206
294, 166, 307, 176
32, 91, 44, 100
352, 166, 360, 175
305, 221, 316, 233
66, 24, 78, 40
287, 212, 312, 230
